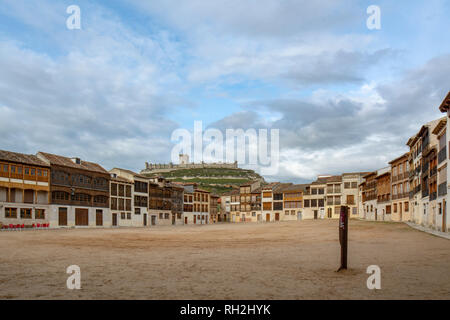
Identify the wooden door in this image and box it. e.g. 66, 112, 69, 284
112, 213, 117, 226
96, 210, 103, 226
275, 213, 280, 221
58, 208, 67, 226
443, 200, 447, 232
266, 214, 270, 222
172, 214, 176, 225
314, 211, 318, 220
194, 215, 197, 224
75, 208, 89, 226
399, 203, 403, 221
143, 214, 147, 226
151, 215, 156, 225
184, 217, 188, 225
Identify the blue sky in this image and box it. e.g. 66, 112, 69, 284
0, 0, 449, 183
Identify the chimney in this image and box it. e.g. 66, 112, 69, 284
71, 157, 81, 165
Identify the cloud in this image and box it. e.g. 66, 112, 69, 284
210, 53, 450, 182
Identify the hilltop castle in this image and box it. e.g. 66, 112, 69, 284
141, 154, 238, 175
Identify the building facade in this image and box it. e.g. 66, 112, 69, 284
389, 153, 410, 222
37, 152, 110, 228
0, 150, 51, 227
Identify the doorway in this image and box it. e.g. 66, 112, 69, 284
151, 215, 156, 226
185, 217, 188, 225
194, 215, 197, 224
75, 208, 88, 226
297, 211, 302, 221
172, 214, 176, 225
58, 208, 68, 226
143, 214, 147, 226
112, 213, 117, 226
275, 213, 280, 221
399, 203, 403, 221
96, 210, 103, 226
314, 210, 318, 220
266, 213, 270, 222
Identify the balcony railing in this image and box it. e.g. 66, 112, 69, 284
430, 192, 437, 201
430, 166, 437, 177
438, 147, 447, 164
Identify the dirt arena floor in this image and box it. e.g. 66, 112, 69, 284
0, 220, 449, 300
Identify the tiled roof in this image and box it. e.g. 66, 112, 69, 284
111, 168, 149, 179
273, 183, 293, 193
280, 184, 309, 192
326, 175, 342, 183
38, 152, 108, 174
0, 150, 49, 167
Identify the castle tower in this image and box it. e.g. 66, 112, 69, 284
179, 154, 189, 165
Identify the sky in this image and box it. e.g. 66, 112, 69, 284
0, 0, 449, 183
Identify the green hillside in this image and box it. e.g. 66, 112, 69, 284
142, 167, 265, 195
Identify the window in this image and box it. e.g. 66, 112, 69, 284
20, 208, 32, 219
311, 199, 317, 207
159, 213, 163, 219
5, 208, 17, 218
404, 202, 409, 212
351, 182, 357, 188
318, 199, 324, 207
352, 207, 357, 215
121, 212, 126, 219
2, 164, 8, 172
17, 167, 22, 174
24, 168, 30, 175
127, 213, 131, 220
43, 170, 48, 177
165, 213, 170, 219
35, 209, 45, 220
304, 200, 310, 208
346, 195, 355, 205
37, 169, 42, 176
135, 208, 141, 215
394, 204, 397, 213
273, 202, 283, 210
344, 182, 350, 189
263, 202, 272, 210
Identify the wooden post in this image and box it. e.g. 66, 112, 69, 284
338, 205, 349, 272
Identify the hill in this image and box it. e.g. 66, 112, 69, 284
142, 167, 265, 195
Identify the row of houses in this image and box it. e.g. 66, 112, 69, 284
219, 173, 367, 223
0, 151, 220, 228
219, 92, 450, 233
1, 93, 449, 233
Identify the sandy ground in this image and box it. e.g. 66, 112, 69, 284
0, 220, 449, 300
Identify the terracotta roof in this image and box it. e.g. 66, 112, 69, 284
273, 183, 293, 193
432, 117, 447, 135
439, 91, 450, 113
38, 152, 108, 174
281, 184, 309, 192
111, 168, 149, 179
326, 175, 342, 183
111, 176, 133, 184
0, 150, 49, 167
311, 177, 328, 185
363, 172, 377, 179
388, 152, 409, 165
262, 182, 280, 190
